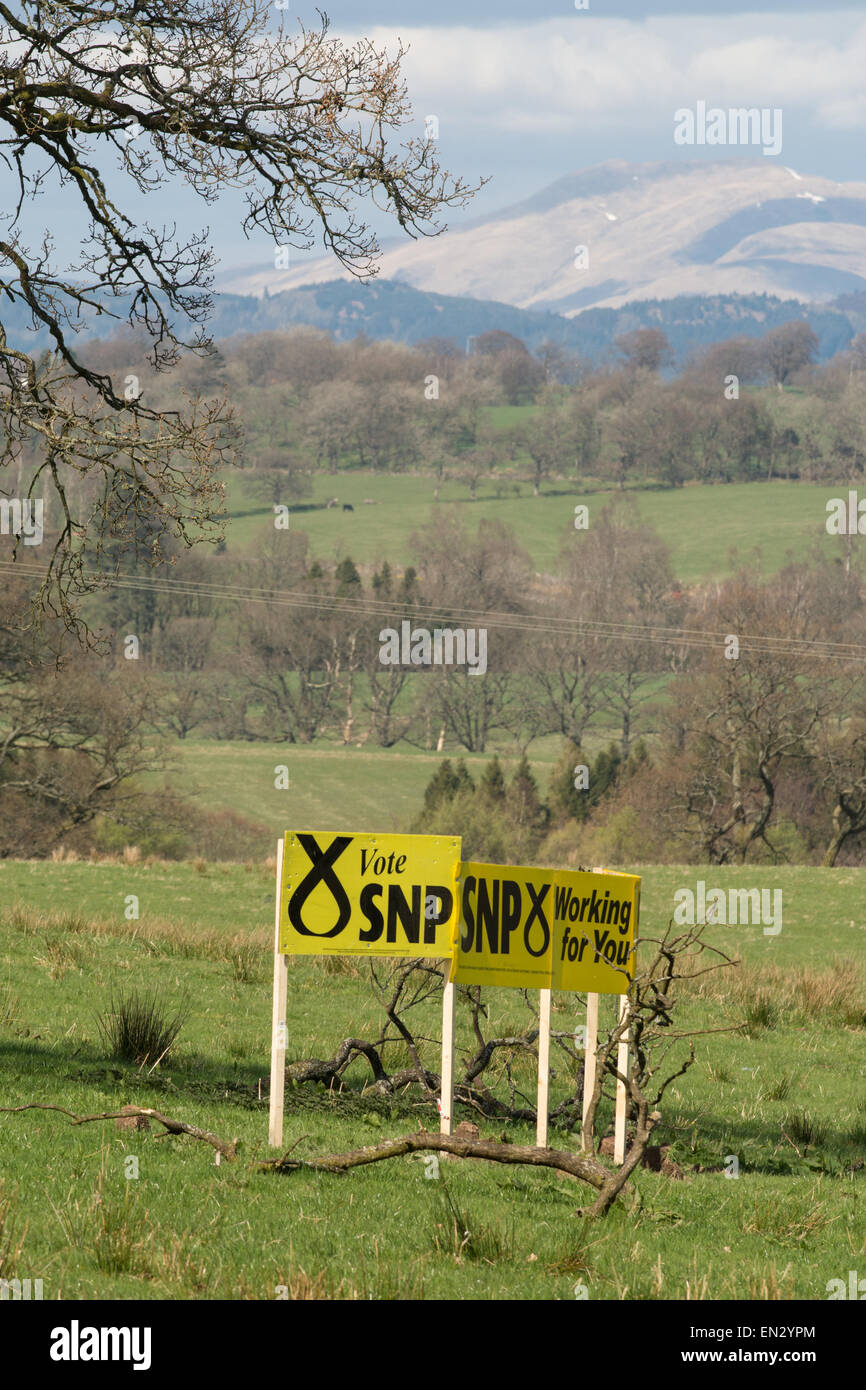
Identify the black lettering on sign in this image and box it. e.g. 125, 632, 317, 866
461, 876, 477, 951
424, 886, 454, 945
501, 881, 521, 953
358, 883, 384, 942
387, 884, 422, 945
288, 834, 353, 937
477, 877, 500, 953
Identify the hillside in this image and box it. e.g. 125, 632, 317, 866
219, 159, 866, 313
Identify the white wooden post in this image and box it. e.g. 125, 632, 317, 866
614, 993, 630, 1165
268, 837, 288, 1149
581, 991, 599, 1152
440, 980, 456, 1136
536, 988, 552, 1148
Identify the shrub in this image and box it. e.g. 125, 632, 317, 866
96, 988, 188, 1066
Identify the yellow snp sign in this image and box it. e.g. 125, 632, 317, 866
450, 863, 640, 993
450, 863, 556, 990
279, 831, 461, 958
552, 868, 640, 994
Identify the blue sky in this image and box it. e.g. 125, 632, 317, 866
231, 3, 866, 274
11, 3, 866, 286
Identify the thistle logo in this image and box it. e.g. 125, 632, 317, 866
287, 833, 352, 937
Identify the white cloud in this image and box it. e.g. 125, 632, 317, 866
342, 14, 866, 136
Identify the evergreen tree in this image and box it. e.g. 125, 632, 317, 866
547, 739, 588, 824
334, 556, 362, 594
422, 759, 459, 816
397, 565, 419, 603
588, 743, 622, 809
372, 560, 393, 597
453, 758, 475, 797
625, 739, 650, 778
478, 755, 507, 805
508, 755, 546, 831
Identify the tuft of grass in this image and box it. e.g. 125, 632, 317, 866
706, 1061, 733, 1084
767, 1073, 792, 1102
430, 1171, 515, 1264
743, 990, 778, 1034
785, 1111, 829, 1149
0, 1183, 25, 1281
741, 1189, 832, 1245
848, 1120, 866, 1149
34, 936, 88, 979
231, 944, 266, 984
313, 955, 361, 978
356, 1245, 426, 1301
56, 1177, 151, 1276
728, 959, 866, 1030
0, 983, 20, 1029
96, 987, 188, 1066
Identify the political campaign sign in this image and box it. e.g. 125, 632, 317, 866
278, 831, 461, 957
450, 862, 640, 993
551, 868, 640, 994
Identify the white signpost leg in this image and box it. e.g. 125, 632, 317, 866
581, 991, 599, 1152
536, 988, 552, 1149
440, 980, 456, 1136
268, 837, 288, 1150
614, 993, 630, 1165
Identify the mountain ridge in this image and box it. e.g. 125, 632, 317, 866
216, 159, 866, 314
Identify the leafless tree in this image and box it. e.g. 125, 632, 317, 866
0, 1, 481, 629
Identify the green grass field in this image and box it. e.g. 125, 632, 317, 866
174, 736, 586, 839
222, 472, 838, 585
2, 860, 863, 1301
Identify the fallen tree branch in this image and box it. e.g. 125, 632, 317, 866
0, 1103, 238, 1159
258, 1127, 627, 1209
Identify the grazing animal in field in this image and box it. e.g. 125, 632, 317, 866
325, 497, 339, 509
343, 503, 354, 512
363, 498, 376, 505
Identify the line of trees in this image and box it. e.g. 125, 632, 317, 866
67, 318, 866, 508
5, 496, 866, 867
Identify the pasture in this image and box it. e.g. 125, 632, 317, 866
1, 860, 863, 1301
222, 471, 837, 585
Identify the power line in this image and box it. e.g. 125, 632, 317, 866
2, 557, 865, 664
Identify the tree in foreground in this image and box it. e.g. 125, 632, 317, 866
0, 1, 480, 631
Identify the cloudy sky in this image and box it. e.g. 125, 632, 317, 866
204, 0, 866, 273
12, 3, 866, 283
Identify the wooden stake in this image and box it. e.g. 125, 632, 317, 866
581, 865, 607, 1155
536, 988, 552, 1148
614, 993, 630, 1165
581, 991, 599, 1152
440, 980, 456, 1136
268, 837, 288, 1149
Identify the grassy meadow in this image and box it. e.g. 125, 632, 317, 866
1, 459, 862, 1303
1, 860, 863, 1301
222, 470, 837, 585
